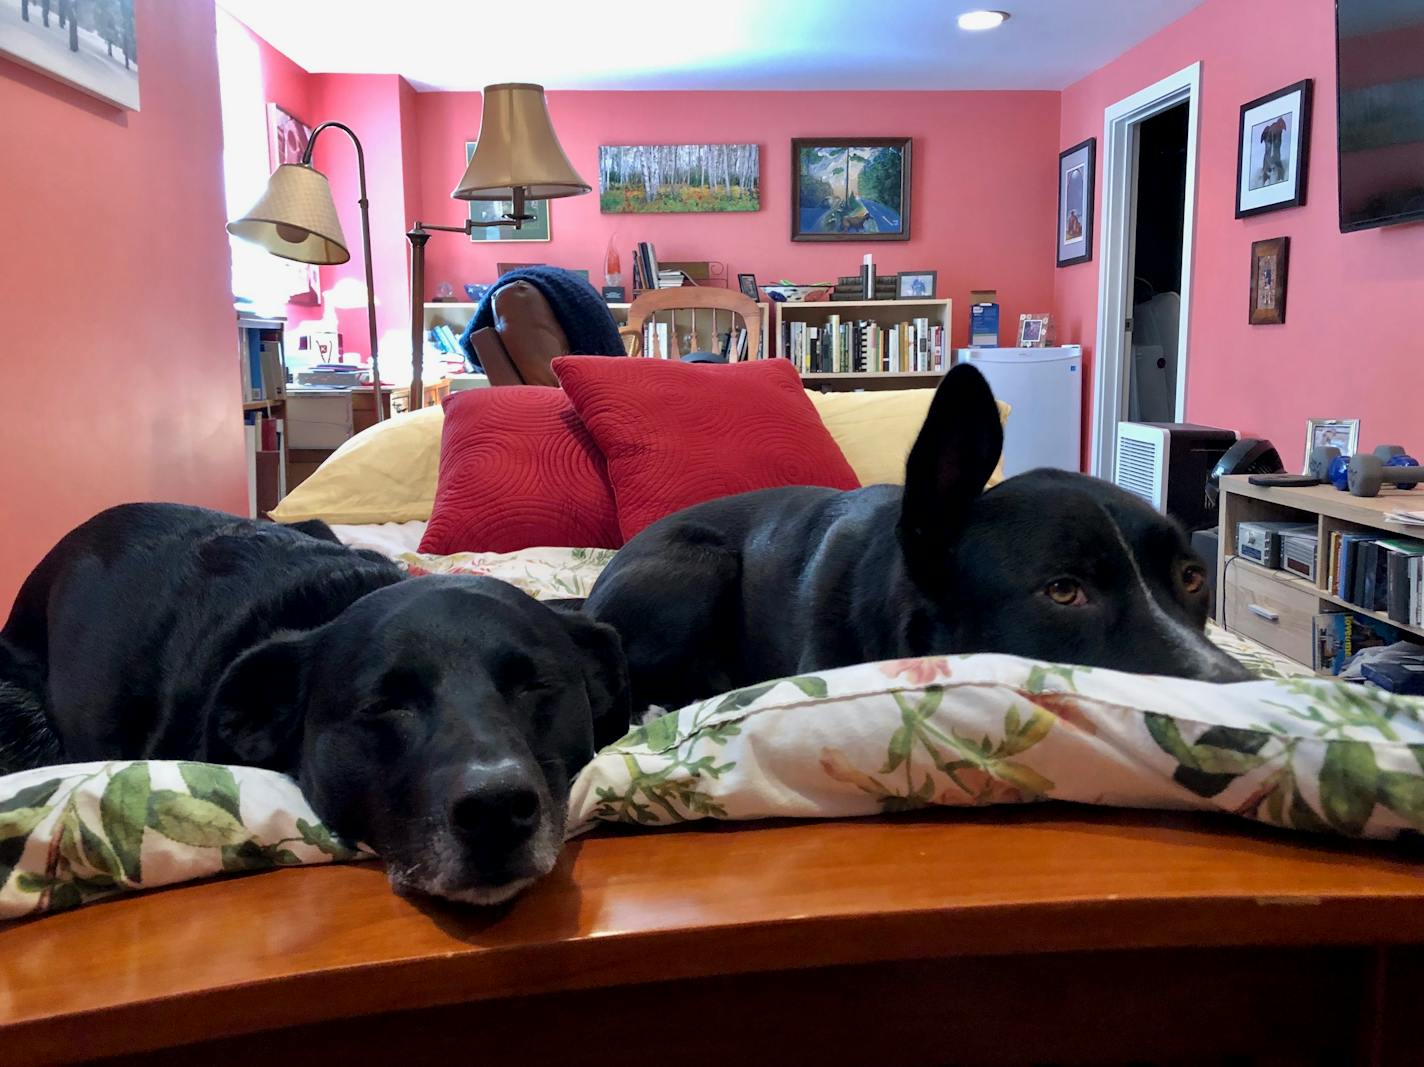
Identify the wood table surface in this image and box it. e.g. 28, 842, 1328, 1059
3, 806, 1423, 1064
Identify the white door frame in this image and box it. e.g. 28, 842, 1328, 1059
1090, 61, 1202, 480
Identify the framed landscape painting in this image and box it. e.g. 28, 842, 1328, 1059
0, 0, 139, 109
599, 144, 759, 213
791, 139, 911, 241
465, 142, 550, 241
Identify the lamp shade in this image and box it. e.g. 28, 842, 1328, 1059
452, 83, 590, 201
227, 163, 351, 265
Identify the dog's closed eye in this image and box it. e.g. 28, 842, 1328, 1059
1044, 578, 1088, 607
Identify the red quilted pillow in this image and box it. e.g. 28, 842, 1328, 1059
552, 356, 860, 540
420, 387, 622, 554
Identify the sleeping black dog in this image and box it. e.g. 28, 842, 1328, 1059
0, 504, 629, 905
585, 362, 1252, 713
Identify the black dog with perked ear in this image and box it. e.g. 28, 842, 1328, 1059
585, 362, 1252, 714
0, 504, 630, 905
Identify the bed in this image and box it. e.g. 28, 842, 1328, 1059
6, 385, 1424, 1065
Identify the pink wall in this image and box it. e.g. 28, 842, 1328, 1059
1056, 0, 1424, 470
415, 91, 1061, 350
0, 0, 245, 610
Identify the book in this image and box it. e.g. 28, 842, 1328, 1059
1337, 532, 1377, 599
1379, 538, 1424, 625
1313, 610, 1402, 675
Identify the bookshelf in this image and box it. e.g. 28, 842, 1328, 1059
775, 299, 953, 391
1217, 477, 1424, 670
237, 315, 288, 518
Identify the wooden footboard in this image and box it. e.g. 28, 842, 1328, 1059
4, 807, 1423, 1066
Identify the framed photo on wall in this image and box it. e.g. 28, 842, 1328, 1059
1235, 80, 1312, 218
466, 142, 551, 241
1057, 138, 1095, 267
790, 138, 911, 241
1248, 236, 1289, 324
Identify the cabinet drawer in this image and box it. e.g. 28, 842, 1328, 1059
1224, 560, 1319, 664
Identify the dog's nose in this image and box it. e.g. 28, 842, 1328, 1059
449, 763, 542, 848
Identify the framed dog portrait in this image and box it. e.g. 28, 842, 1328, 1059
1235, 80, 1313, 218
1248, 237, 1289, 325
1057, 138, 1095, 267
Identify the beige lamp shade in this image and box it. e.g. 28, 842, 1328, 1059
227, 164, 351, 265
452, 83, 590, 201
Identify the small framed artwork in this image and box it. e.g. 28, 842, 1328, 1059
1057, 138, 1095, 267
466, 142, 551, 241
790, 138, 911, 241
896, 271, 937, 298
1235, 80, 1312, 218
1018, 313, 1053, 348
496, 262, 546, 277
1304, 418, 1360, 469
1248, 236, 1289, 324
737, 273, 761, 300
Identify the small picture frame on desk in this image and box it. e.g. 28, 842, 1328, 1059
896, 271, 936, 298
1303, 418, 1360, 473
602, 285, 628, 303
738, 273, 760, 301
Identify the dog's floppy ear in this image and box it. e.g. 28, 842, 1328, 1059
552, 607, 632, 749
207, 630, 315, 772
898, 363, 1004, 579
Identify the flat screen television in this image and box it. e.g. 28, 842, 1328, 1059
1336, 0, 1424, 231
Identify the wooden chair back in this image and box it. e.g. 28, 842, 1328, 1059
620, 288, 764, 361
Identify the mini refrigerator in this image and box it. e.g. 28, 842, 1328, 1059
955, 346, 1083, 476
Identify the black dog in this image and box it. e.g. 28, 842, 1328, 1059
585, 363, 1252, 713
0, 504, 629, 905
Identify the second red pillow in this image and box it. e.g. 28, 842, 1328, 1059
552, 356, 860, 540
420, 387, 622, 555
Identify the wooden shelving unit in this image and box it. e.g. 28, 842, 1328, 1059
1217, 476, 1424, 667
774, 298, 952, 391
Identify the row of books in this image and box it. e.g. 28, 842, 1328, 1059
242, 411, 285, 518
629, 242, 686, 291
781, 316, 946, 375
1327, 531, 1424, 627
240, 323, 286, 403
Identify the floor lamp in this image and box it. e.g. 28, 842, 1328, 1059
407, 83, 589, 408
228, 122, 385, 421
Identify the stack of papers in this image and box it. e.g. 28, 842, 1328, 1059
1387, 511, 1424, 526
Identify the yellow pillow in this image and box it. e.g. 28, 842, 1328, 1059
270, 387, 1011, 527
804, 389, 1011, 488
269, 405, 445, 525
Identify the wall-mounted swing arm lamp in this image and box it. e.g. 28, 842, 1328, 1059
406, 83, 589, 407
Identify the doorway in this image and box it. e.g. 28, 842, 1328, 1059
1090, 62, 1202, 480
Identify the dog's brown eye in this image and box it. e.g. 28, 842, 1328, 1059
1045, 578, 1086, 606
1181, 564, 1206, 595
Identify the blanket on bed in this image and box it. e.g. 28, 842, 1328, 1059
3, 546, 1419, 922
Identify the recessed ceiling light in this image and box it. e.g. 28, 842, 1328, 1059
957, 10, 1010, 31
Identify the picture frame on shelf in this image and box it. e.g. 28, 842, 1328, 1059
1303, 418, 1360, 470
1057, 138, 1095, 267
1248, 236, 1289, 324
1018, 313, 1053, 348
738, 273, 761, 300
896, 271, 937, 298
466, 142, 551, 241
1235, 80, 1312, 218
790, 138, 911, 242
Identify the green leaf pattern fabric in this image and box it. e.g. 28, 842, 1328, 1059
0, 760, 370, 920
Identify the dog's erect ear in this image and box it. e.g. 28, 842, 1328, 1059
207, 631, 315, 771
898, 363, 1004, 578
552, 607, 632, 749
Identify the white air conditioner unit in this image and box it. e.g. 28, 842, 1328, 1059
1114, 421, 1238, 531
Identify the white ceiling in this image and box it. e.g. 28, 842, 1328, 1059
217, 0, 1205, 92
